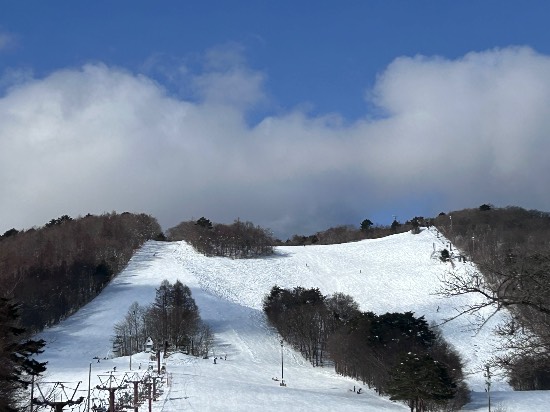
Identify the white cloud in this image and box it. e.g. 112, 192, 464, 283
191, 44, 267, 109
192, 68, 266, 109
2, 46, 550, 237
367, 47, 550, 195
0, 30, 15, 51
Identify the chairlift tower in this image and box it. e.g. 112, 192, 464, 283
96, 373, 128, 412
124, 372, 147, 412
33, 381, 85, 412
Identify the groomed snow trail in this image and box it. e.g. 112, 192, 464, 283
35, 228, 550, 411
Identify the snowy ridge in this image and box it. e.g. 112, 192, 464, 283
36, 227, 550, 411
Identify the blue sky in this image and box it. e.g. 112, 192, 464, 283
2, 1, 550, 237
6, 2, 550, 120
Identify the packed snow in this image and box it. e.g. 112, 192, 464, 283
34, 227, 550, 411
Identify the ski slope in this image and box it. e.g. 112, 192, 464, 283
35, 227, 550, 411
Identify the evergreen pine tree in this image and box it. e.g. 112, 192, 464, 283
391, 219, 400, 233
153, 280, 172, 343
410, 217, 420, 234
387, 352, 455, 412
195, 217, 213, 229
360, 219, 373, 232
0, 297, 47, 411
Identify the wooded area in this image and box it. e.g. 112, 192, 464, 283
435, 205, 550, 390
0, 212, 163, 332
280, 219, 418, 246
167, 217, 274, 258
263, 286, 468, 411
113, 280, 213, 359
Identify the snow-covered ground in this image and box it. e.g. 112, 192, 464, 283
34, 227, 550, 411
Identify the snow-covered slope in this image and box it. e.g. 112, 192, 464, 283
36, 227, 550, 411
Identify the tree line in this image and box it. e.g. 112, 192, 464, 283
280, 217, 425, 246
263, 286, 468, 412
434, 205, 550, 390
0, 212, 163, 332
167, 217, 274, 258
167, 215, 426, 253
113, 280, 213, 358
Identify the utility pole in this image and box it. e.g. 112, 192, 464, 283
157, 348, 161, 374
280, 339, 286, 386
129, 334, 133, 371
485, 364, 492, 412
281, 340, 284, 381
29, 374, 35, 412
87, 363, 91, 412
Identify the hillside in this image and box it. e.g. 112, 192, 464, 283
0, 212, 162, 332
34, 228, 550, 411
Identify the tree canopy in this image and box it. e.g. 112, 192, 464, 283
263, 286, 467, 410
0, 212, 162, 332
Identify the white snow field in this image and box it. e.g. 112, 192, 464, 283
35, 227, 550, 411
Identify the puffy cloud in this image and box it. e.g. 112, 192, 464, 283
1, 46, 550, 237
367, 47, 550, 201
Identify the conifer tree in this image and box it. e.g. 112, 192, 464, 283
0, 297, 47, 411
360, 218, 373, 231
391, 219, 400, 233
387, 352, 455, 412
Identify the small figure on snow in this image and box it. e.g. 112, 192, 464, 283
213, 357, 217, 364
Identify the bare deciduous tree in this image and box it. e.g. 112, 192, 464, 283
114, 280, 210, 358
0, 212, 162, 332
